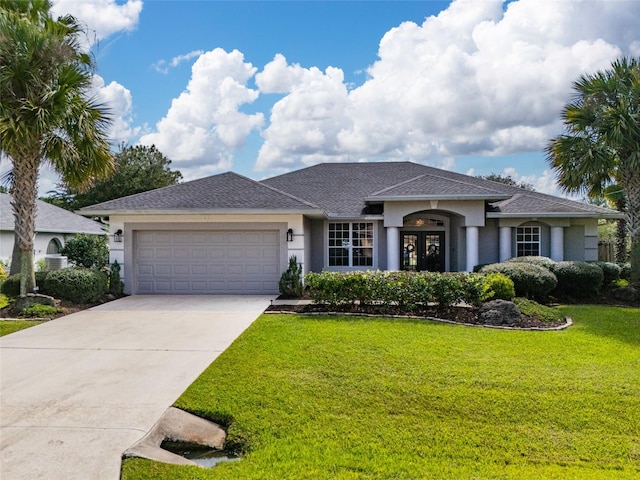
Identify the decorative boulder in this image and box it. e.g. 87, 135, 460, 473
478, 299, 522, 326
612, 286, 638, 303
12, 293, 56, 315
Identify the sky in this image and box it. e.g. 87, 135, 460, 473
6, 0, 640, 197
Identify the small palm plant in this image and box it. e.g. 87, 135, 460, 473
279, 256, 304, 298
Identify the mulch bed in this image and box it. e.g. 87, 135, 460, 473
266, 302, 568, 329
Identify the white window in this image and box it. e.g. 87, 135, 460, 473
516, 226, 540, 256
328, 222, 374, 267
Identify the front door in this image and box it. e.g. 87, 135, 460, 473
401, 231, 445, 272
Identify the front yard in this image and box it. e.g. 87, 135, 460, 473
121, 305, 640, 479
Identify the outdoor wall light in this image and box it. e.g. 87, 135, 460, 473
113, 229, 123, 243
287, 228, 294, 242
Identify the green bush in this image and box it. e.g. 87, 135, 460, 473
19, 303, 62, 318
1, 272, 49, 297
108, 260, 124, 295
479, 262, 557, 301
305, 270, 486, 310
44, 268, 107, 303
482, 272, 515, 301
619, 263, 631, 280
506, 256, 556, 270
551, 261, 604, 297
513, 297, 565, 323
278, 256, 304, 297
593, 261, 621, 287
61, 234, 109, 269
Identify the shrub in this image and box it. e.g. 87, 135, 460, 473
0, 263, 7, 283
593, 261, 621, 287
44, 268, 108, 303
1, 272, 49, 297
513, 297, 565, 323
482, 272, 515, 301
279, 256, 304, 297
108, 260, 124, 295
19, 303, 62, 318
551, 261, 603, 297
619, 263, 631, 280
60, 234, 109, 269
506, 256, 555, 270
479, 263, 557, 301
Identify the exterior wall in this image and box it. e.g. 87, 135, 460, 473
308, 219, 325, 272
565, 219, 598, 261
376, 221, 388, 271
383, 200, 486, 227
478, 219, 500, 266
1, 231, 76, 268
108, 213, 305, 295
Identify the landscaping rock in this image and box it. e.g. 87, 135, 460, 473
478, 299, 522, 326
612, 286, 638, 303
12, 293, 56, 314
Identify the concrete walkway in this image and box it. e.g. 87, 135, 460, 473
0, 295, 273, 480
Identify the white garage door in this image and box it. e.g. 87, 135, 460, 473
135, 230, 280, 294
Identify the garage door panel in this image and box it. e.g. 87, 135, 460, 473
136, 230, 280, 294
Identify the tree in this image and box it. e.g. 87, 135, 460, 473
52, 144, 182, 210
0, 1, 114, 295
547, 57, 640, 284
478, 173, 535, 191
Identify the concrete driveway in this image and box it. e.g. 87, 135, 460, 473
0, 295, 273, 480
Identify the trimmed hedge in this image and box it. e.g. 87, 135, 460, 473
506, 256, 556, 270
593, 261, 621, 287
551, 261, 603, 297
44, 268, 107, 303
479, 262, 557, 301
482, 272, 515, 301
305, 270, 489, 310
1, 272, 50, 297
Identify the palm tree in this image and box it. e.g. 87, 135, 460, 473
547, 57, 640, 285
602, 184, 628, 264
0, 0, 114, 295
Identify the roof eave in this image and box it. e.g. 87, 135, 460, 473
366, 194, 512, 202
487, 212, 624, 219
78, 208, 327, 217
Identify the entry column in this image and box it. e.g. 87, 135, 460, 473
466, 226, 479, 272
387, 227, 400, 271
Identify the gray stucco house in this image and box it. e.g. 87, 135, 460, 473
79, 162, 620, 295
1, 193, 106, 269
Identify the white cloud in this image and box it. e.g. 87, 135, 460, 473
92, 76, 139, 144
51, 0, 142, 49
153, 50, 206, 74
139, 48, 264, 176
255, 0, 639, 173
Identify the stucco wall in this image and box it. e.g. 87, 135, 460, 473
1, 231, 70, 269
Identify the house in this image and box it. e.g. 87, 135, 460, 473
0, 193, 106, 269
79, 162, 621, 295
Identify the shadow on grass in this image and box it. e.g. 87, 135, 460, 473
562, 305, 640, 346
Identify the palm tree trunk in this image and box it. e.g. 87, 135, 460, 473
9, 231, 22, 275
615, 197, 628, 264
10, 151, 39, 295
624, 170, 640, 285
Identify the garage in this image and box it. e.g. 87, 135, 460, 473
135, 230, 281, 294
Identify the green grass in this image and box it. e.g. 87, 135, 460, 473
121, 305, 640, 479
0, 320, 43, 336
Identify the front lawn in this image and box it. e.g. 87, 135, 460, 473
121, 305, 640, 479
0, 320, 43, 336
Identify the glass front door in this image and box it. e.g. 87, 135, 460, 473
401, 231, 445, 272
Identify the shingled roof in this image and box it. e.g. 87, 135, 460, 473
0, 193, 105, 235
79, 161, 620, 219
80, 172, 321, 215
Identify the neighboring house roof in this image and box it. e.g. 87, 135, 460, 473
0, 193, 105, 235
80, 171, 322, 215
78, 161, 621, 220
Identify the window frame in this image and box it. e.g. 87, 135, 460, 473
516, 225, 541, 257
327, 221, 375, 269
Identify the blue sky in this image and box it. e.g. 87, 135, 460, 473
21, 1, 640, 196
